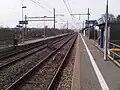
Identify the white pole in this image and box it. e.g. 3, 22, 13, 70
22, 7, 24, 43
44, 17, 45, 38
88, 8, 90, 38
21, 6, 27, 43
22, 8, 24, 21
104, 0, 108, 60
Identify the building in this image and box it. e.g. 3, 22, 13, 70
97, 22, 120, 48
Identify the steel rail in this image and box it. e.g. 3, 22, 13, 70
0, 43, 44, 60
0, 34, 68, 60
5, 35, 74, 90
47, 35, 77, 90
0, 36, 67, 70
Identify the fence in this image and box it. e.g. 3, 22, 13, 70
108, 42, 120, 60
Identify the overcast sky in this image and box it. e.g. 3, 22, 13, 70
0, 0, 120, 29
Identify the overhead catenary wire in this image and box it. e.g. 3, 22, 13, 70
63, 0, 71, 15
65, 0, 85, 29
62, 0, 77, 29
30, 0, 53, 14
38, 0, 53, 10
38, 0, 67, 22
30, 0, 66, 22
63, 0, 76, 24
66, 0, 72, 13
65, 0, 78, 20
38, 0, 64, 17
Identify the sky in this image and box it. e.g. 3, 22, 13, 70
0, 0, 120, 29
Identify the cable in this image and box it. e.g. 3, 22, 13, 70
63, 0, 71, 14
66, 0, 77, 21
38, 0, 67, 22
66, 0, 72, 13
30, 0, 66, 22
37, 0, 66, 22
38, 0, 53, 10
62, 0, 77, 29
63, 0, 76, 24
64, 0, 76, 22
30, 0, 53, 14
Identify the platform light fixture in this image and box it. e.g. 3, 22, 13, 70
22, 6, 27, 21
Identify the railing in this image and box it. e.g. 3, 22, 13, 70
108, 42, 120, 60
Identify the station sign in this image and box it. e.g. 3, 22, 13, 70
86, 20, 98, 25
19, 21, 28, 24
16, 25, 23, 27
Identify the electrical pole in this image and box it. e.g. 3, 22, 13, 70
88, 8, 90, 23
67, 20, 68, 30
82, 21, 84, 28
43, 16, 47, 38
54, 8, 55, 30
70, 9, 90, 32
88, 8, 90, 38
104, 0, 108, 60
25, 15, 27, 37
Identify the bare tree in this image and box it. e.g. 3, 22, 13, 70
116, 15, 120, 22
98, 13, 115, 24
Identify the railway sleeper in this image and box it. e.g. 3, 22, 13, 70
47, 44, 56, 50
52, 52, 64, 61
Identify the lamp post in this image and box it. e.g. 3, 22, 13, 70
67, 20, 68, 30
22, 6, 27, 21
22, 6, 27, 43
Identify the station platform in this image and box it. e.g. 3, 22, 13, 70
0, 33, 69, 54
18, 33, 68, 46
72, 33, 120, 90
0, 34, 68, 51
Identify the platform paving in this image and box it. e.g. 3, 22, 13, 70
71, 35, 81, 90
18, 33, 68, 46
72, 33, 120, 90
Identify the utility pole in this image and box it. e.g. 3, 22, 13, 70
87, 8, 90, 24
88, 8, 90, 38
67, 20, 68, 30
43, 16, 47, 38
70, 9, 90, 32
54, 8, 55, 30
82, 21, 84, 28
27, 15, 55, 38
104, 0, 108, 60
25, 15, 27, 37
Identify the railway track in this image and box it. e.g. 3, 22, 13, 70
0, 34, 74, 90
5, 34, 77, 90
0, 35, 68, 69
47, 35, 77, 90
0, 35, 68, 60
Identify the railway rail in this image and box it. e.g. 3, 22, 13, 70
4, 34, 77, 90
0, 35, 68, 70
0, 34, 69, 60
47, 34, 77, 90
0, 34, 75, 90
